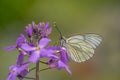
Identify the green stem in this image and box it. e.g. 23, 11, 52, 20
29, 67, 36, 72
36, 62, 39, 80
24, 77, 35, 80
39, 67, 51, 72
39, 60, 48, 65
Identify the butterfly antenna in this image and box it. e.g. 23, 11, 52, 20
53, 22, 63, 39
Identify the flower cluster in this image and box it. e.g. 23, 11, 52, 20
5, 22, 71, 80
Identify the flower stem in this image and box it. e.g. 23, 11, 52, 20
36, 62, 39, 80
39, 60, 48, 65
39, 67, 50, 72
30, 67, 36, 72
24, 77, 35, 80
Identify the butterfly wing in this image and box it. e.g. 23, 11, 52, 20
84, 34, 102, 48
65, 34, 102, 62
66, 40, 94, 62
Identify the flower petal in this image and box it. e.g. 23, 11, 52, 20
4, 45, 16, 51
16, 34, 26, 45
29, 51, 40, 63
47, 46, 61, 50
19, 69, 29, 78
9, 65, 16, 71
21, 43, 35, 51
6, 70, 18, 80
17, 53, 24, 65
11, 73, 17, 80
40, 49, 58, 58
38, 38, 51, 48
18, 63, 29, 73
6, 73, 12, 80
57, 61, 72, 74
60, 48, 69, 64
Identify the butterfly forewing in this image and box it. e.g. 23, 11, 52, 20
63, 34, 102, 62
66, 39, 94, 62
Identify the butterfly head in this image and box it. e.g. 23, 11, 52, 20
60, 36, 67, 47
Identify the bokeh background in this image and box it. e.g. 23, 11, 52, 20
0, 0, 120, 80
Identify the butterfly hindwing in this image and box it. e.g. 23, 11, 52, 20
84, 34, 102, 48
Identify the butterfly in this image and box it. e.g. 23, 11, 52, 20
60, 34, 102, 63
54, 23, 102, 63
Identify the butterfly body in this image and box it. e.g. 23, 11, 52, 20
60, 34, 102, 63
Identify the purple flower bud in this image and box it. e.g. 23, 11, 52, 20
25, 25, 33, 37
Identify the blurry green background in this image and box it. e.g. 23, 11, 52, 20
0, 0, 120, 80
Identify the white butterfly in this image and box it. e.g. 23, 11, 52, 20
60, 34, 102, 63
